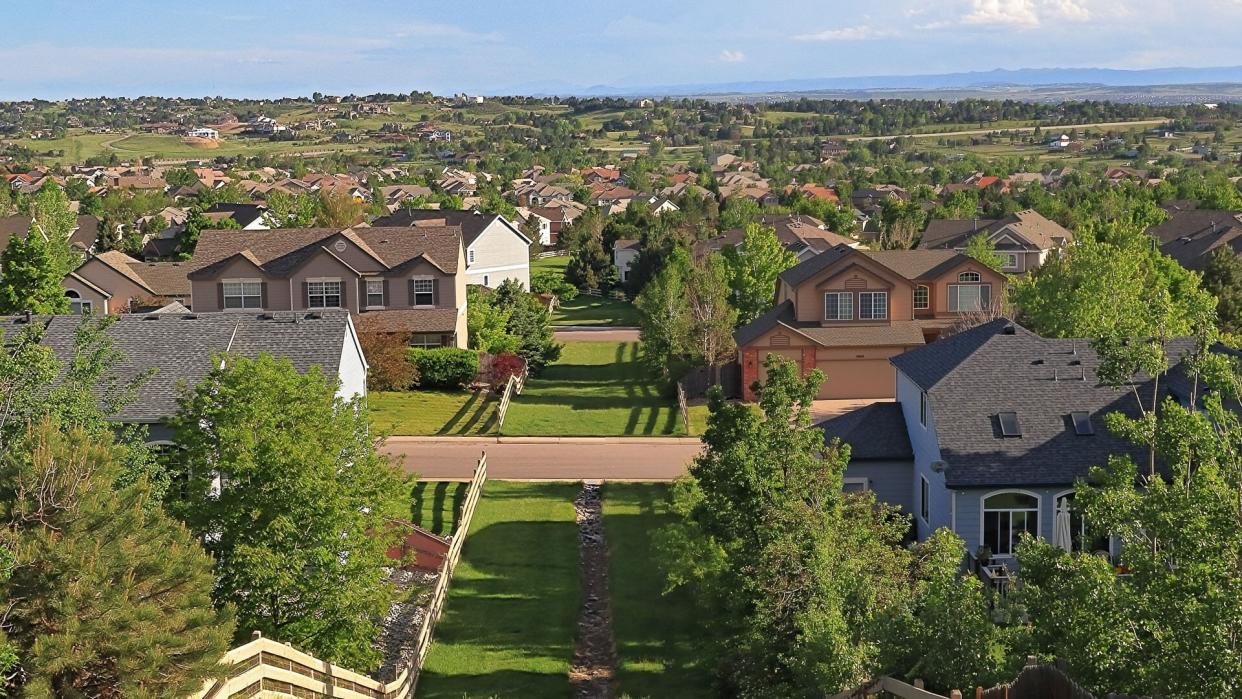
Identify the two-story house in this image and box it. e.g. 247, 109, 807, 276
186, 226, 467, 348
735, 245, 1007, 400
63, 250, 192, 314
918, 209, 1072, 274
693, 214, 861, 262
371, 209, 531, 289
818, 318, 1197, 569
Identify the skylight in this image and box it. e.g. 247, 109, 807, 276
1070, 411, 1094, 436
998, 412, 1021, 437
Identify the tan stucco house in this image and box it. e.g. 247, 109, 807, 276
735, 245, 1008, 401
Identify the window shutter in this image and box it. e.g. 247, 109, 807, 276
948, 285, 958, 312
981, 284, 992, 308
432, 278, 440, 306
408, 279, 416, 306
217, 283, 224, 309
302, 281, 310, 308
340, 279, 349, 310
260, 282, 268, 309
381, 279, 389, 305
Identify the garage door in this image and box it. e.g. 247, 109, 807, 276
754, 349, 803, 387
814, 359, 895, 400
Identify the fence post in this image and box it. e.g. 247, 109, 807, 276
975, 688, 984, 699
951, 691, 962, 699
676, 381, 689, 434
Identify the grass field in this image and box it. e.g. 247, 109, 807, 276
407, 481, 468, 537
604, 484, 713, 698
533, 255, 641, 326
417, 481, 581, 699
502, 341, 685, 437
369, 390, 496, 436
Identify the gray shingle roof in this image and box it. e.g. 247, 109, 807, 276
10, 311, 352, 424
817, 402, 912, 461
890, 318, 1197, 487
918, 209, 1072, 251
371, 209, 530, 246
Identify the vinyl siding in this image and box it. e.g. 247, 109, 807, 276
844, 460, 914, 514
896, 369, 953, 540
465, 219, 530, 288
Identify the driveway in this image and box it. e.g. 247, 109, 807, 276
383, 436, 701, 481
553, 326, 640, 342
810, 399, 882, 424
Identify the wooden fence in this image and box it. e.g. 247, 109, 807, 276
830, 676, 954, 699
194, 454, 490, 699
676, 380, 690, 434
534, 250, 566, 259
493, 367, 528, 433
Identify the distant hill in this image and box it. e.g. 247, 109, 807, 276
519, 66, 1242, 98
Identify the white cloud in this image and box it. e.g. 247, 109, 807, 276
794, 25, 896, 41
392, 21, 502, 42
1044, 0, 1091, 21
719, 49, 746, 63
959, 0, 1091, 27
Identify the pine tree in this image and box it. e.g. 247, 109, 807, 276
1, 420, 233, 697
0, 222, 71, 315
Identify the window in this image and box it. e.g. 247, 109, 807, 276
858, 291, 888, 320
412, 278, 435, 306
307, 279, 342, 308
223, 279, 263, 309
843, 477, 869, 494
409, 333, 444, 349
366, 280, 385, 308
920, 476, 930, 522
824, 291, 853, 320
982, 491, 1039, 557
1055, 492, 1110, 554
467, 248, 476, 264
958, 271, 982, 283
65, 289, 92, 315
913, 285, 929, 310
1002, 253, 1020, 270
919, 391, 928, 426
947, 283, 992, 312
1070, 411, 1094, 436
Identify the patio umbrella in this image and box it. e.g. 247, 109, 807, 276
1054, 502, 1073, 552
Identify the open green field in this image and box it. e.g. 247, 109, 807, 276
533, 256, 641, 326
417, 481, 581, 699
604, 483, 713, 698
502, 341, 686, 437
369, 390, 497, 436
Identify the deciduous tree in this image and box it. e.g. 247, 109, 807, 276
721, 223, 797, 327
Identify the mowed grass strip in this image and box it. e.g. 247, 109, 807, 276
532, 255, 640, 326
407, 481, 468, 537
604, 483, 713, 698
501, 341, 684, 437
369, 390, 497, 436
417, 481, 581, 699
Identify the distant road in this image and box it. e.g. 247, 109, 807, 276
842, 118, 1168, 142
383, 436, 701, 481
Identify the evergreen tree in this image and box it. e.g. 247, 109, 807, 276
171, 354, 409, 670
0, 222, 71, 315
1, 420, 233, 697
1201, 246, 1242, 333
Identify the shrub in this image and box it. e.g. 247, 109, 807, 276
531, 270, 579, 301
486, 352, 526, 391
359, 332, 418, 391
408, 348, 480, 389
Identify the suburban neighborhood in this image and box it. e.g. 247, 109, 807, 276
7, 4, 1242, 699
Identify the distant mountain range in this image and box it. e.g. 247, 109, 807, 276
515, 66, 1242, 97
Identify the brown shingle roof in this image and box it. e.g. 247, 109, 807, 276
356, 309, 459, 334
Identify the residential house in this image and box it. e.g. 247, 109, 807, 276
613, 239, 641, 284
0, 213, 101, 254
917, 209, 1072, 274
379, 184, 434, 212
9, 310, 366, 443
734, 245, 1008, 400
202, 202, 273, 230
581, 166, 625, 185
186, 226, 467, 348
1148, 208, 1242, 271
786, 182, 839, 204
694, 214, 861, 262
590, 184, 639, 214
371, 209, 531, 288
186, 127, 219, 140
63, 251, 192, 314
525, 201, 586, 245
819, 318, 1198, 567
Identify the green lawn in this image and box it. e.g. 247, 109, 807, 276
369, 390, 496, 436
417, 481, 581, 699
604, 484, 713, 698
502, 341, 685, 437
407, 481, 468, 537
532, 255, 640, 326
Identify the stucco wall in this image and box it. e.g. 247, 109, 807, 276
67, 259, 151, 314
792, 260, 910, 324
923, 259, 1007, 317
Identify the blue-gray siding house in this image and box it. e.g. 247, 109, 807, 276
819, 318, 1197, 566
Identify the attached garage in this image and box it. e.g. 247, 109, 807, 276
814, 357, 896, 400
754, 348, 805, 387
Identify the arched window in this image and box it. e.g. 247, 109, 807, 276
982, 490, 1039, 557
958, 271, 982, 283
1054, 491, 1110, 555
64, 289, 92, 315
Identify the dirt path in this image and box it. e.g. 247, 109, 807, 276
569, 482, 618, 698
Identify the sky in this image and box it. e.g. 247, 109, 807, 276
5, 0, 1242, 99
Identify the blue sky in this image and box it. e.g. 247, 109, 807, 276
4, 0, 1242, 99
